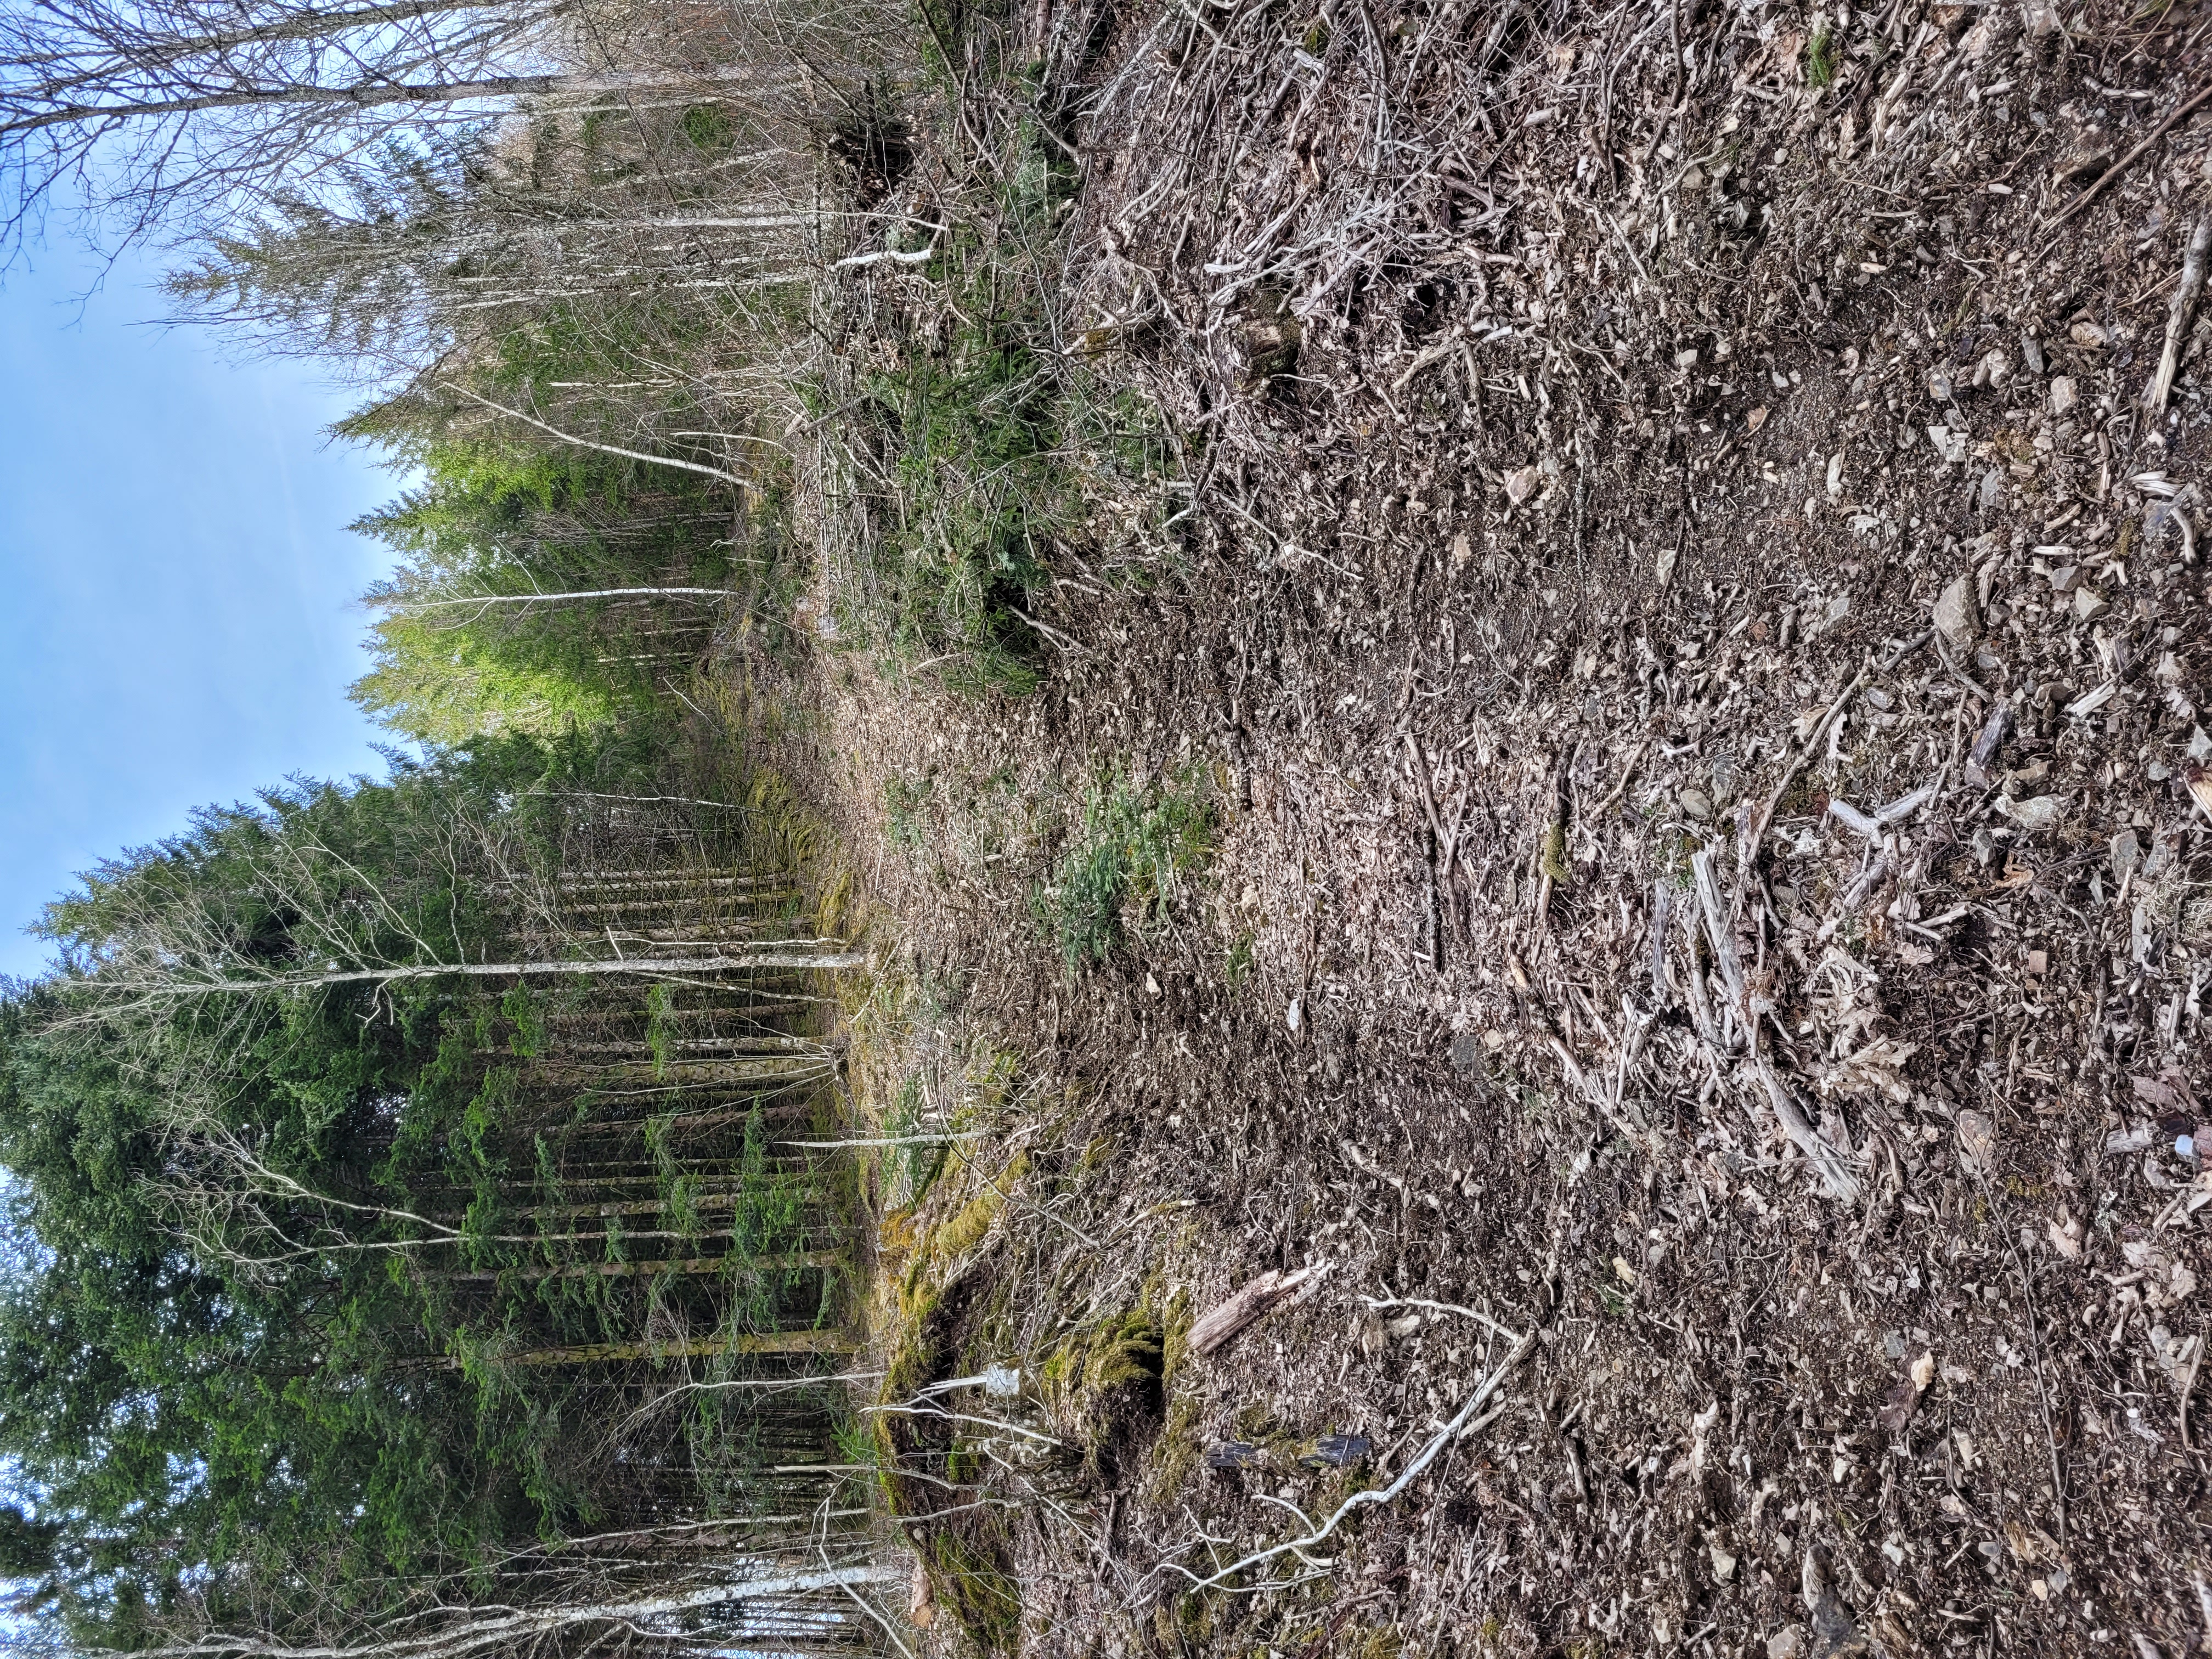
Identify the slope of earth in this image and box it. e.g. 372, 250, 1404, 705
773, 0, 2212, 1652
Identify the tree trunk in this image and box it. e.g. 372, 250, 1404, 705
498, 1327, 854, 1367
145, 1561, 899, 1659
146, 943, 865, 994
4, 63, 804, 140
387, 585, 743, 610
428, 1249, 838, 1283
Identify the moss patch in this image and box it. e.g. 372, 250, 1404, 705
923, 1526, 1023, 1654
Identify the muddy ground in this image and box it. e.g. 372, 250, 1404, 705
768, 0, 2212, 1651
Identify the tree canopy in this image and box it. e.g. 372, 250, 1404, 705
0, 737, 868, 1655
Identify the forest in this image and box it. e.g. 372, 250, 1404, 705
0, 0, 933, 1650
8, 0, 2212, 1650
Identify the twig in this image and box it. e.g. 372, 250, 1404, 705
1167, 1331, 1538, 1590
1592, 737, 1653, 819
1751, 1056, 1861, 1204
1541, 1385, 1588, 1505
1744, 631, 1932, 871
1009, 604, 1086, 652
2148, 219, 2212, 416
1669, 0, 1686, 114
2183, 1327, 2208, 1451
2049, 84, 2212, 231
1362, 1296, 1525, 1344
1932, 630, 1992, 703
1405, 733, 1449, 969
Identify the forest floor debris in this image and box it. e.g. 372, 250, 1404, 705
767, 0, 2212, 1650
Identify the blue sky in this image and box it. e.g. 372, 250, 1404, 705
0, 243, 394, 980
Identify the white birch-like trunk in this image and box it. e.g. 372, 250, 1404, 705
140, 943, 867, 996
140, 1562, 901, 1659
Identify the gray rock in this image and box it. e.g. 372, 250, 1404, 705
1934, 574, 1978, 645
2112, 828, 2142, 881
1802, 1545, 1880, 1656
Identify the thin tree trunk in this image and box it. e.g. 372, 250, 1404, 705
388, 585, 742, 610
123, 0, 538, 60
141, 1561, 897, 1659
498, 1327, 854, 1366
3, 63, 801, 139
142, 943, 866, 995
429, 1248, 838, 1283
441, 383, 747, 483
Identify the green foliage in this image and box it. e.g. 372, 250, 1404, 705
0, 978, 541, 1643
1805, 25, 1838, 87
842, 120, 1170, 695
681, 103, 736, 151
883, 772, 930, 851
48, 42, 901, 1659
0, 733, 856, 1647
344, 429, 742, 744
884, 1074, 946, 1200
859, 304, 1060, 696
1224, 931, 1255, 989
1037, 770, 1215, 972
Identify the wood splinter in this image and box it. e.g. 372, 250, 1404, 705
1190, 1261, 1335, 1357
2148, 218, 2211, 417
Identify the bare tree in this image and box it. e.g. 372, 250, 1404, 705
136, 1561, 899, 1659
0, 0, 809, 257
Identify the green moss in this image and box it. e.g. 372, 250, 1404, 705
1164, 1590, 1215, 1646
934, 1149, 1029, 1257
1039, 1306, 1167, 1477
1232, 1402, 1283, 1441
1082, 1310, 1163, 1394
1146, 1393, 1203, 1505
1539, 817, 1571, 884
924, 1526, 1023, 1653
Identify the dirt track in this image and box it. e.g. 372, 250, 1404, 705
776, 0, 2212, 1650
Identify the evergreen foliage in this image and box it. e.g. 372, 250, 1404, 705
0, 737, 865, 1654
346, 437, 737, 744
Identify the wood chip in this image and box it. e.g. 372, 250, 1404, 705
1189, 1261, 1334, 1356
